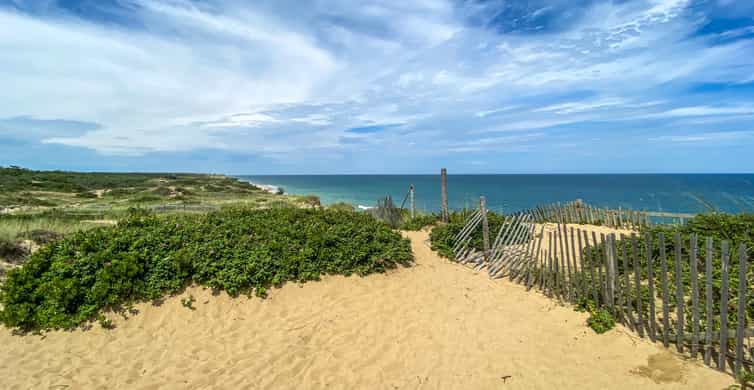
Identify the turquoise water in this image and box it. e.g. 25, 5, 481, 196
239, 174, 754, 214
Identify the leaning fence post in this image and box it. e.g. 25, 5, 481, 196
480, 196, 490, 262
440, 168, 449, 223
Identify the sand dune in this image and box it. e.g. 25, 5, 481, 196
0, 230, 733, 389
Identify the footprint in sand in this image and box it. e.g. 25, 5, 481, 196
631, 351, 686, 384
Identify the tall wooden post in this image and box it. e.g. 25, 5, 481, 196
440, 168, 449, 222
480, 196, 490, 262
409, 184, 415, 220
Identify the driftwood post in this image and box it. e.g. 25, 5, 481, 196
440, 168, 449, 223
480, 196, 490, 262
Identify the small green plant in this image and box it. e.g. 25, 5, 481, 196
586, 307, 616, 334
180, 295, 195, 310
736, 370, 754, 389
97, 314, 114, 329
575, 297, 594, 313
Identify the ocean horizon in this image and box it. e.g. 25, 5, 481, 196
239, 174, 754, 215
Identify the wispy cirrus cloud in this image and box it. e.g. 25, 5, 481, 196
1, 0, 754, 173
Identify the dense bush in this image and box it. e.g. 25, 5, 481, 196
0, 208, 412, 330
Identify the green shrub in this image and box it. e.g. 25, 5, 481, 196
180, 295, 195, 310
587, 307, 616, 334
0, 207, 412, 331
96, 314, 114, 329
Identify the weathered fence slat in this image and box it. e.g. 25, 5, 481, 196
561, 224, 573, 303
527, 225, 545, 290
704, 237, 714, 366
569, 227, 580, 300
632, 235, 644, 337
452, 210, 480, 241
719, 241, 730, 371
619, 236, 633, 329
547, 231, 554, 295
660, 233, 670, 348
598, 233, 608, 308
690, 234, 700, 358
590, 231, 600, 305
577, 228, 587, 300
480, 197, 491, 262
646, 233, 657, 342
607, 234, 618, 314
734, 243, 748, 375
675, 233, 684, 353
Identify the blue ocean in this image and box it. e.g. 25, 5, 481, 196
239, 174, 754, 215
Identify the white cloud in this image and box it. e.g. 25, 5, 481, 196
1, 0, 754, 168
649, 105, 754, 118
649, 130, 754, 142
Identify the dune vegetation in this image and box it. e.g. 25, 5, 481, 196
0, 207, 413, 331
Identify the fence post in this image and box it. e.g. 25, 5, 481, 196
480, 196, 490, 262
409, 184, 415, 220
440, 168, 449, 223
734, 243, 747, 375
606, 234, 616, 312
719, 241, 730, 372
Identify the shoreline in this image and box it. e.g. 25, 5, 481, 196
242, 179, 283, 195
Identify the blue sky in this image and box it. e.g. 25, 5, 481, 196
1, 0, 754, 174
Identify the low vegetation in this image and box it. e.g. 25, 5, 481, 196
0, 207, 412, 331
0, 166, 310, 211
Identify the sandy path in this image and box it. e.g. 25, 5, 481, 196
0, 230, 733, 390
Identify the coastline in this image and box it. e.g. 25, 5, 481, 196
243, 179, 283, 195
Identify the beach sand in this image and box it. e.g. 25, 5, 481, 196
0, 230, 734, 389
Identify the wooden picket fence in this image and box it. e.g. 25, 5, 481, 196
530, 200, 697, 228
451, 198, 753, 378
